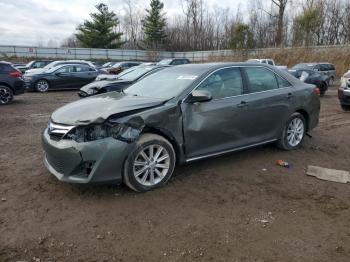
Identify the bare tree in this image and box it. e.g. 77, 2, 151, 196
271, 0, 288, 47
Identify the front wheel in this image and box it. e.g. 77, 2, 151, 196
35, 79, 50, 92
123, 134, 176, 192
278, 113, 306, 150
0, 86, 14, 105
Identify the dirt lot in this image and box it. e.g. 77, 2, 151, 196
1, 85, 350, 262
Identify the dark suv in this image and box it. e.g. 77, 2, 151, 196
0, 61, 25, 105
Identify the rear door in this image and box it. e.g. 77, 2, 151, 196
240, 66, 295, 143
73, 65, 97, 87
182, 67, 252, 159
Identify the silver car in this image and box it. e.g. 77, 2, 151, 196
42, 63, 320, 192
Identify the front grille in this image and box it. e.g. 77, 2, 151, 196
48, 122, 75, 141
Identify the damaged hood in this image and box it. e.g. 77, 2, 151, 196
51, 92, 166, 125
80, 79, 130, 93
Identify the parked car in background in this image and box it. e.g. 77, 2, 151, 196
0, 61, 26, 105
24, 64, 99, 92
42, 63, 320, 192
25, 60, 96, 74
246, 59, 287, 70
78, 65, 167, 97
102, 62, 141, 75
288, 69, 328, 96
292, 63, 336, 85
156, 58, 190, 66
338, 70, 350, 111
16, 60, 53, 73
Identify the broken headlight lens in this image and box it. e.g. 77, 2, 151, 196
65, 123, 142, 143
65, 124, 121, 142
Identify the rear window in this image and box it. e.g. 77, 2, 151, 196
0, 64, 15, 73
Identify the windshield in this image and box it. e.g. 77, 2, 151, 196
292, 64, 315, 70
157, 59, 172, 65
43, 61, 59, 70
118, 67, 156, 81
124, 67, 199, 99
25, 61, 34, 67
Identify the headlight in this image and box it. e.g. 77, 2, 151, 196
65, 122, 142, 143
87, 87, 99, 95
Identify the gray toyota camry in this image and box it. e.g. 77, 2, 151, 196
42, 63, 320, 192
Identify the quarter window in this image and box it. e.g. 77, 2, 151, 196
276, 75, 292, 88
245, 67, 278, 93
197, 68, 243, 99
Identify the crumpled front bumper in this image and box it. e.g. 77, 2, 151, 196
42, 128, 131, 184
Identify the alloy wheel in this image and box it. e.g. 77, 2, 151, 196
133, 145, 170, 186
0, 87, 12, 104
287, 118, 304, 147
36, 80, 49, 92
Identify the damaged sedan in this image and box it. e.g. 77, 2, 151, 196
42, 63, 320, 192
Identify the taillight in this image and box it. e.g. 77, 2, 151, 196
314, 87, 320, 96
338, 88, 344, 99
9, 70, 22, 78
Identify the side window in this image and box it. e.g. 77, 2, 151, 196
56, 66, 74, 73
171, 60, 181, 65
314, 64, 321, 71
75, 65, 90, 72
197, 67, 243, 99
329, 64, 335, 70
245, 67, 278, 93
276, 74, 292, 88
267, 60, 274, 65
182, 59, 189, 64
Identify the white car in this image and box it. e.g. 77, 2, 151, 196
246, 59, 287, 70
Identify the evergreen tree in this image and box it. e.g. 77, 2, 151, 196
76, 3, 123, 48
143, 0, 167, 48
229, 23, 255, 50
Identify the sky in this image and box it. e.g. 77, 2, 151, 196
0, 0, 246, 47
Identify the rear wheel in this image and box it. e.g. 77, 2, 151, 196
123, 133, 176, 192
35, 79, 50, 92
0, 85, 14, 105
319, 82, 327, 97
278, 113, 306, 150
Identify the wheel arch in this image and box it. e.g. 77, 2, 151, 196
141, 126, 184, 163
295, 108, 310, 131
0, 82, 14, 92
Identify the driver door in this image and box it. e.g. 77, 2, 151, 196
181, 67, 250, 159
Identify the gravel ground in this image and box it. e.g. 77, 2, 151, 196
1, 85, 350, 262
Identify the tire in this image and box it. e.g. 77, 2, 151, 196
277, 112, 306, 150
319, 83, 327, 97
0, 85, 14, 105
35, 79, 50, 92
341, 104, 350, 111
123, 133, 176, 192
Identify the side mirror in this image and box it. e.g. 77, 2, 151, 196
188, 90, 212, 103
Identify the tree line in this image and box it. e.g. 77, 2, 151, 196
61, 0, 350, 51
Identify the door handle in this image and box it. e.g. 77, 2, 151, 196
237, 101, 248, 108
